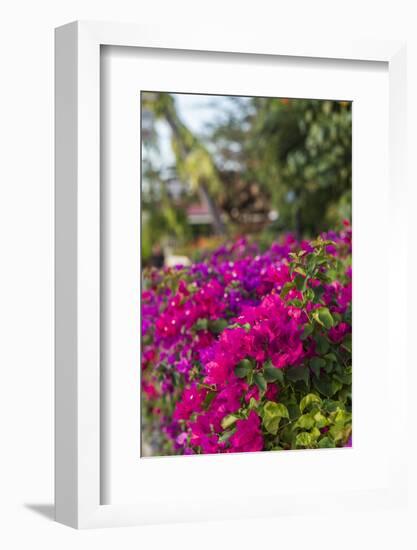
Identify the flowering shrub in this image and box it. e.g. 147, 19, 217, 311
141, 224, 352, 455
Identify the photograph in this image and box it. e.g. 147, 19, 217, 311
140, 91, 352, 456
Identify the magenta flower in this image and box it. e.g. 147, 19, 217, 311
142, 380, 158, 400
265, 383, 279, 401
229, 411, 263, 453
141, 226, 352, 455
204, 360, 229, 386
245, 385, 260, 403
173, 385, 206, 420
328, 322, 350, 343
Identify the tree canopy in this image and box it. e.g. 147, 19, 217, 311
141, 93, 352, 262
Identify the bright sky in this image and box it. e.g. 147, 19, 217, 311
176, 93, 223, 133
153, 93, 249, 172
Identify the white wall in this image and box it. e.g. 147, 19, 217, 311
0, 1, 415, 548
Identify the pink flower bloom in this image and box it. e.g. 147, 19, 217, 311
189, 414, 222, 453
204, 360, 229, 386
328, 322, 350, 343
173, 385, 206, 420
142, 227, 352, 456
220, 327, 251, 362
176, 432, 188, 445
245, 385, 260, 403
271, 341, 304, 369
265, 383, 279, 401
216, 381, 245, 411
229, 411, 264, 453
142, 380, 158, 399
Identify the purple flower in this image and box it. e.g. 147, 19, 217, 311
141, 226, 352, 456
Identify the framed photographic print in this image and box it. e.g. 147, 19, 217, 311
55, 21, 407, 528
139, 90, 354, 459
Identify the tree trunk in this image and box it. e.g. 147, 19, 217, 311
199, 181, 226, 236
163, 108, 226, 236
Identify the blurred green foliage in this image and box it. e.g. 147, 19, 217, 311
141, 93, 352, 261
210, 97, 352, 238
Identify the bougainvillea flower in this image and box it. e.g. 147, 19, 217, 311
229, 411, 264, 453
204, 360, 229, 386
173, 385, 206, 420
141, 226, 352, 455
328, 322, 350, 343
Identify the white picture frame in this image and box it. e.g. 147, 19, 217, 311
55, 20, 407, 529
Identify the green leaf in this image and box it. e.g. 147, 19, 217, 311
304, 288, 315, 302
194, 318, 208, 331
263, 401, 289, 419
338, 386, 351, 404
342, 334, 352, 352
203, 391, 216, 410
323, 359, 334, 374
287, 402, 301, 420
263, 362, 284, 384
218, 428, 236, 443
264, 416, 280, 435
310, 426, 321, 441
294, 274, 305, 291
333, 408, 351, 425
248, 397, 258, 409
286, 365, 310, 386
318, 436, 335, 448
208, 318, 228, 334
313, 411, 329, 428
221, 414, 238, 430
281, 281, 294, 299
313, 374, 342, 398
294, 266, 306, 276
314, 333, 330, 355
301, 323, 314, 341
312, 285, 325, 303
329, 424, 348, 442
333, 370, 352, 385
332, 311, 342, 324
295, 432, 313, 448
314, 307, 334, 329
322, 399, 340, 413
247, 370, 254, 386
227, 322, 251, 332
254, 372, 267, 392
263, 402, 289, 435
295, 414, 315, 430
300, 393, 322, 413
309, 357, 326, 377
307, 255, 317, 272
234, 359, 252, 378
